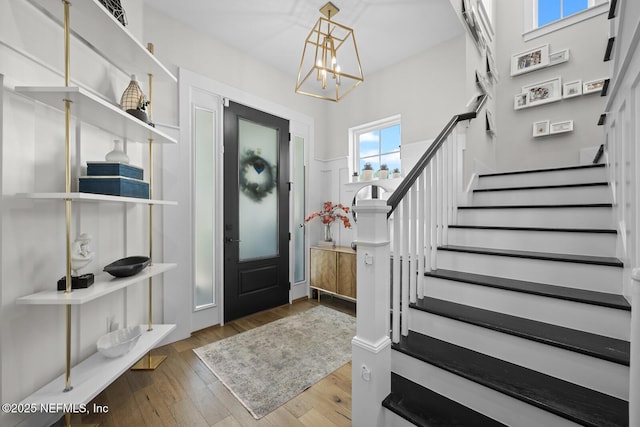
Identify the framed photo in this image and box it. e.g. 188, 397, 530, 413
550, 120, 574, 134
522, 77, 562, 107
549, 49, 570, 66
511, 44, 550, 76
583, 78, 607, 95
514, 93, 529, 110
533, 120, 550, 137
563, 80, 582, 98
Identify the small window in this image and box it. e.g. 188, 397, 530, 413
351, 116, 401, 177
537, 0, 588, 27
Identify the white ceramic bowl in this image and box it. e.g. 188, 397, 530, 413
97, 325, 143, 358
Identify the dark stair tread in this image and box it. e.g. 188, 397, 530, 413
394, 332, 629, 427
411, 297, 630, 365
458, 203, 612, 209
449, 224, 617, 234
479, 163, 605, 178
438, 245, 623, 267
383, 373, 507, 427
474, 182, 609, 193
425, 269, 630, 311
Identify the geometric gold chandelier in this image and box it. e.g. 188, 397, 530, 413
295, 2, 364, 102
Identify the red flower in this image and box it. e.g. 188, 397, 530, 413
302, 201, 352, 229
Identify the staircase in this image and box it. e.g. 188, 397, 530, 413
382, 163, 631, 426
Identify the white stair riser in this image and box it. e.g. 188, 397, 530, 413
478, 168, 607, 190
409, 310, 629, 399
472, 186, 610, 206
423, 277, 631, 340
384, 408, 417, 427
392, 351, 584, 427
435, 251, 622, 293
447, 228, 617, 257
457, 206, 613, 228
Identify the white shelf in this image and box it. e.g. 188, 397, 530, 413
20, 324, 175, 407
15, 86, 177, 145
25, 0, 176, 82
16, 192, 177, 206
16, 263, 177, 305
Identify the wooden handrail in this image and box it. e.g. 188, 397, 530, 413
386, 94, 488, 217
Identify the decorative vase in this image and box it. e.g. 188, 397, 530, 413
120, 75, 146, 111
362, 169, 373, 181
105, 139, 129, 163
393, 171, 401, 179
323, 223, 333, 242
379, 169, 389, 179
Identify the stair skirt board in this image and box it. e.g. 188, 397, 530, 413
384, 407, 422, 427
435, 250, 622, 293
408, 309, 629, 399
457, 205, 613, 228
447, 226, 617, 257
423, 276, 631, 340
477, 165, 607, 190
472, 184, 611, 205
392, 351, 585, 427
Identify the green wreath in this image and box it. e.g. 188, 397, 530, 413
239, 150, 276, 202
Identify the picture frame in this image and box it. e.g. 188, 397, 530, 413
550, 120, 574, 134
522, 77, 562, 107
563, 80, 582, 98
511, 44, 550, 76
549, 49, 570, 66
583, 78, 607, 95
533, 120, 550, 137
514, 93, 529, 110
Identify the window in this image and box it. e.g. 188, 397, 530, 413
524, 0, 608, 40
351, 115, 401, 177
537, 0, 588, 27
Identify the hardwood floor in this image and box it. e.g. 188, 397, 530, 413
65, 295, 356, 427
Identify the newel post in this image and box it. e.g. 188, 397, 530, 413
351, 199, 391, 427
630, 268, 640, 425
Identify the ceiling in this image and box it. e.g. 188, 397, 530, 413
143, 0, 463, 77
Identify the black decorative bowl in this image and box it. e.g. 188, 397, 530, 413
104, 256, 150, 278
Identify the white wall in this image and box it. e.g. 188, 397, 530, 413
1, 1, 154, 426
494, 2, 609, 171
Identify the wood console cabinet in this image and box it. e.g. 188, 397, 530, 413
310, 246, 357, 301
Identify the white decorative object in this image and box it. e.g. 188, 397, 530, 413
105, 139, 129, 163
563, 80, 583, 98
97, 325, 143, 358
119, 75, 146, 111
379, 168, 389, 179
70, 233, 94, 275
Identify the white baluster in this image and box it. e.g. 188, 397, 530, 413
430, 159, 438, 269
410, 183, 418, 303
417, 171, 426, 300
425, 163, 433, 273
392, 208, 400, 343
401, 196, 410, 337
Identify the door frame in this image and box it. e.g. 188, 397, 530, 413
163, 68, 314, 343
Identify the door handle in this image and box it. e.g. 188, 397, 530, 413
226, 238, 241, 243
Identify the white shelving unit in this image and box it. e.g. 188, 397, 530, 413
25, 0, 177, 83
15, 86, 177, 145
19, 324, 176, 407
16, 192, 177, 206
16, 263, 177, 305
13, 0, 179, 414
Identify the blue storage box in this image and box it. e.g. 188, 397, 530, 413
86, 162, 143, 180
79, 176, 149, 199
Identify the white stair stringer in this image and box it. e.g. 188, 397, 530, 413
408, 309, 629, 400
391, 350, 584, 427
384, 407, 418, 427
477, 166, 607, 190
447, 227, 617, 257
472, 184, 610, 206
457, 205, 613, 228
436, 250, 622, 293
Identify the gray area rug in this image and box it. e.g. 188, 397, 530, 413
193, 305, 355, 419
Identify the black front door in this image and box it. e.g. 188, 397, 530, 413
223, 101, 290, 322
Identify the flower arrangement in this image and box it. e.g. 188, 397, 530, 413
303, 201, 352, 229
